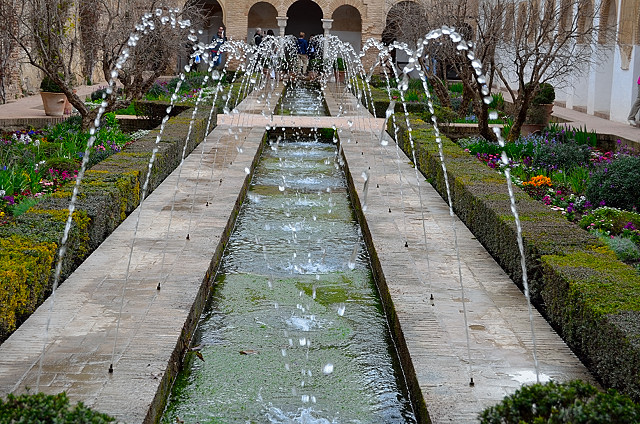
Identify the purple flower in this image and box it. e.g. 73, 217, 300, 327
599, 200, 606, 207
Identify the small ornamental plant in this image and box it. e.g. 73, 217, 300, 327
479, 380, 640, 424
0, 392, 115, 423
521, 175, 552, 200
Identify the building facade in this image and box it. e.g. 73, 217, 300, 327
2, 0, 640, 124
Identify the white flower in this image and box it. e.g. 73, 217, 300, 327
0, 190, 5, 196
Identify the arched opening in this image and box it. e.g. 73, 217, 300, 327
383, 1, 425, 71
331, 5, 362, 51
248, 2, 278, 41
286, 0, 323, 38
180, 0, 224, 70
189, 0, 224, 44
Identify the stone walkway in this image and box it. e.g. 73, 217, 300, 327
322, 84, 594, 422
0, 81, 594, 423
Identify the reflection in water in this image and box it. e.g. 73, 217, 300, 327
162, 136, 416, 423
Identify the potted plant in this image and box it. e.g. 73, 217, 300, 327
525, 82, 555, 129
334, 57, 346, 83
39, 75, 67, 116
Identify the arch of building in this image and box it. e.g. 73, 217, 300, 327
179, 0, 381, 56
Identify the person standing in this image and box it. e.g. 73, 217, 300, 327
253, 28, 263, 47
211, 26, 227, 69
628, 74, 640, 126
297, 32, 309, 74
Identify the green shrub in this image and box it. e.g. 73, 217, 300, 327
489, 92, 505, 111
532, 82, 555, 105
605, 236, 640, 262
580, 207, 640, 235
404, 89, 422, 102
0, 235, 57, 339
40, 75, 64, 93
479, 380, 640, 424
533, 140, 592, 172
449, 82, 464, 93
458, 135, 535, 161
44, 157, 78, 174
408, 78, 424, 90
0, 392, 115, 423
586, 155, 640, 211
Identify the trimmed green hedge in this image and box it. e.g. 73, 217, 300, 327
0, 392, 115, 423
392, 115, 640, 401
0, 107, 215, 342
363, 85, 428, 118
479, 380, 640, 423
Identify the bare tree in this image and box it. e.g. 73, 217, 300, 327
385, 0, 501, 141
383, 0, 608, 141
489, 0, 605, 140
0, 0, 202, 128
0, 0, 17, 104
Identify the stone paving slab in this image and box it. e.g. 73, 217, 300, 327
322, 85, 595, 423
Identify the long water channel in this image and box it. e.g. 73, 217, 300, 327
162, 85, 416, 423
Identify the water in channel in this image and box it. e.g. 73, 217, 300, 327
162, 84, 416, 422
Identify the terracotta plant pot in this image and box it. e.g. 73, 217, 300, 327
63, 89, 77, 115
521, 123, 545, 136
40, 92, 67, 116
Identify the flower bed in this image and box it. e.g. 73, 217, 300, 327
392, 115, 640, 401
0, 107, 215, 342
458, 126, 640, 269
0, 114, 133, 221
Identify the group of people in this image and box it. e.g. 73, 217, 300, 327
252, 28, 317, 75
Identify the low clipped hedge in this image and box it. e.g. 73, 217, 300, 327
364, 85, 428, 118
0, 107, 215, 342
0, 392, 115, 423
479, 380, 640, 423
392, 115, 640, 401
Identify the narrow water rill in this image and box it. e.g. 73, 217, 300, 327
162, 132, 416, 422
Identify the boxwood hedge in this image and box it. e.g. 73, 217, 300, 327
0, 107, 215, 342
392, 115, 640, 401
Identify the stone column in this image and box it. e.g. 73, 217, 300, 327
276, 16, 288, 37
321, 19, 333, 61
